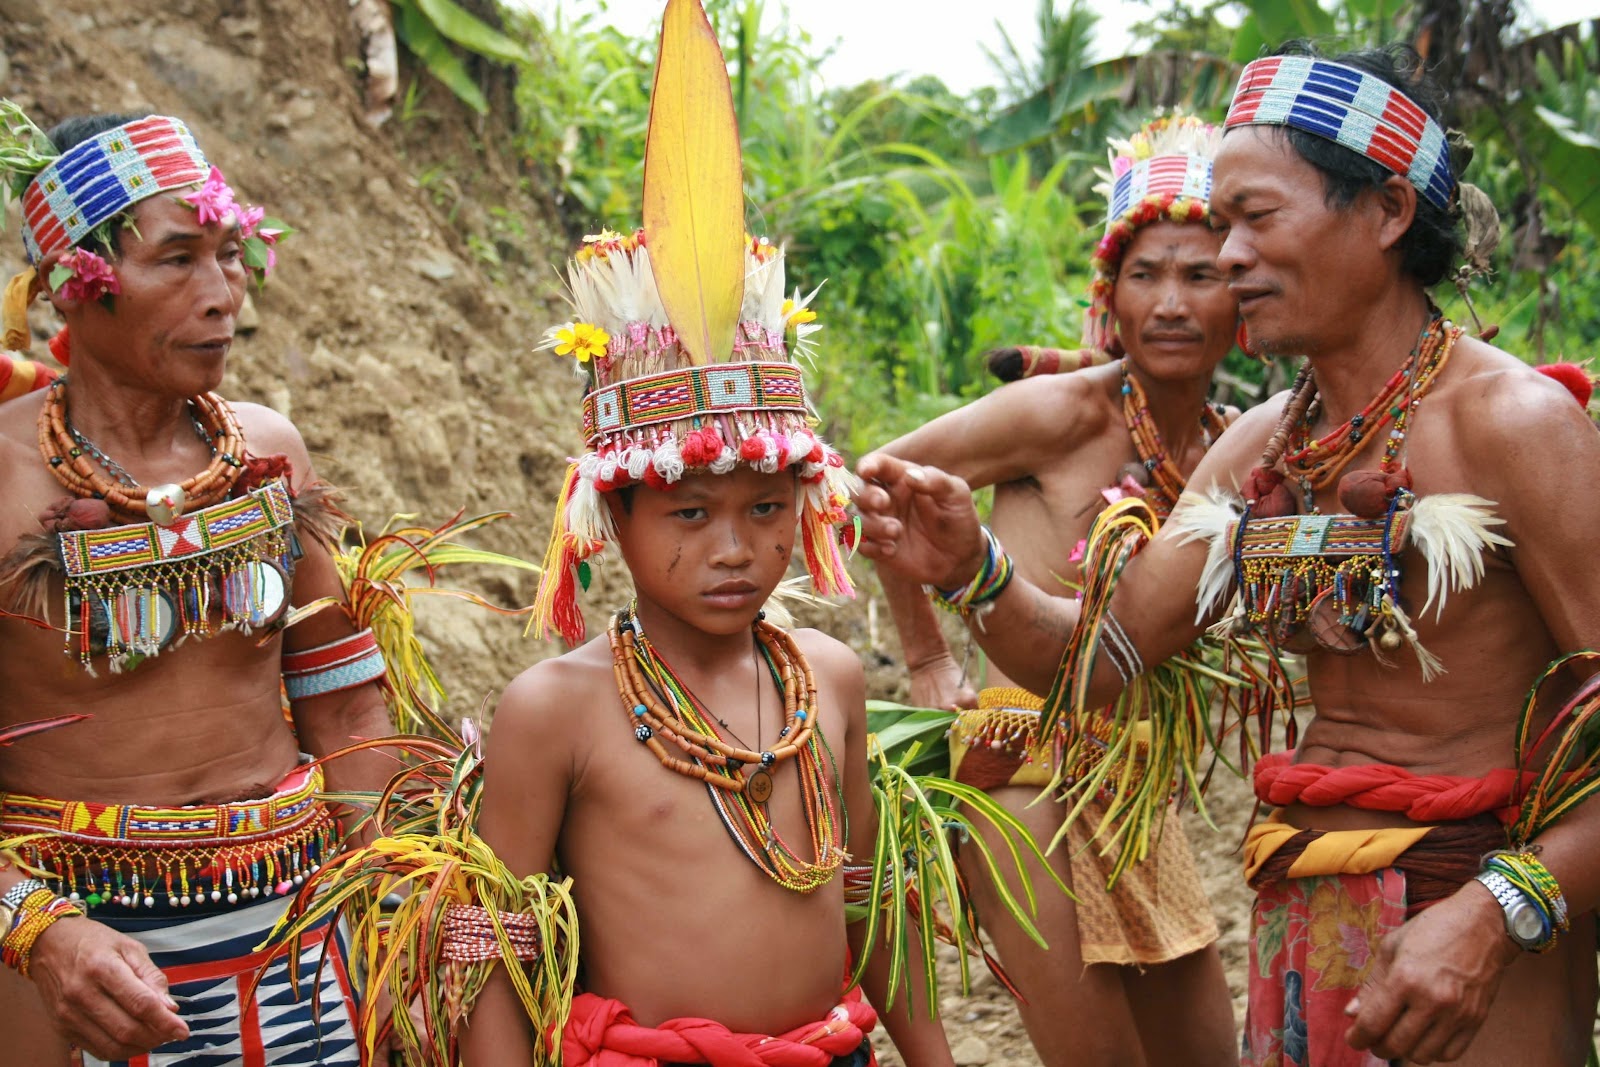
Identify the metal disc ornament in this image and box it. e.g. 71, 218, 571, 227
245, 560, 291, 627
1307, 588, 1366, 654
145, 483, 187, 526
746, 769, 774, 803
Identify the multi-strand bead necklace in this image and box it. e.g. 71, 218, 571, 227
37, 377, 246, 522
609, 607, 846, 892
1120, 364, 1230, 518
1269, 315, 1459, 511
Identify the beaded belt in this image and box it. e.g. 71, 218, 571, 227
0, 764, 337, 910
952, 687, 1154, 792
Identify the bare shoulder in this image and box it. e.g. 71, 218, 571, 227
232, 401, 315, 477
1443, 339, 1595, 466
1187, 384, 1289, 485
490, 636, 613, 751
0, 391, 73, 546
790, 627, 864, 683
999, 364, 1118, 445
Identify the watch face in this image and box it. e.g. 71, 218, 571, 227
1509, 902, 1545, 944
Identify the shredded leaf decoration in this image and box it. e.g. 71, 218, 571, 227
853, 720, 1069, 1010
284, 510, 539, 735
253, 713, 579, 1067
641, 0, 744, 365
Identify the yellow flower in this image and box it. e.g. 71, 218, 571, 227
782, 298, 817, 330
554, 322, 609, 363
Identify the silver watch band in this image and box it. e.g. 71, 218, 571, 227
1, 878, 50, 913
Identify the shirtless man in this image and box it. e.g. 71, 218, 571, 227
857, 44, 1600, 1066
874, 115, 1236, 1066
0, 108, 392, 1065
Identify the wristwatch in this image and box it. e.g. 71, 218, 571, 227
0, 878, 50, 935
1475, 870, 1549, 951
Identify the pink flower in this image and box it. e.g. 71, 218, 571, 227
183, 165, 238, 227
235, 203, 265, 239
54, 248, 121, 302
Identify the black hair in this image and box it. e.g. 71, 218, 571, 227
42, 112, 154, 257
1272, 42, 1463, 286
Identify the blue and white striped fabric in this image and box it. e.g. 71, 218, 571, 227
86, 892, 362, 1067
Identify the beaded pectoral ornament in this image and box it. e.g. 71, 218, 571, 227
1175, 317, 1511, 678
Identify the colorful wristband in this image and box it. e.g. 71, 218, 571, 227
2, 886, 86, 977
928, 526, 1014, 621
1481, 849, 1568, 952
282, 627, 387, 700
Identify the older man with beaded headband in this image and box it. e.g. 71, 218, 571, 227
0, 103, 398, 1066
857, 41, 1600, 1067
872, 113, 1250, 1067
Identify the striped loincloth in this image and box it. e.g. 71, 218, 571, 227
82, 891, 362, 1067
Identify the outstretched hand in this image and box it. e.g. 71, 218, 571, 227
1343, 884, 1517, 1064
853, 453, 985, 591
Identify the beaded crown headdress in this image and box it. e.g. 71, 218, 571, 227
1224, 55, 1453, 212
1086, 114, 1221, 353
530, 0, 854, 646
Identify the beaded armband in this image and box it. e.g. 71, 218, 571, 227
439, 903, 543, 964
927, 526, 1014, 623
2, 883, 86, 977
1098, 610, 1145, 685
282, 628, 387, 701
1482, 850, 1569, 952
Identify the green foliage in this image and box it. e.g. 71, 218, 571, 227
469, 0, 1600, 453
393, 0, 531, 115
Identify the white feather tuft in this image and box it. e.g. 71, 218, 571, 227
1169, 485, 1243, 623
1407, 494, 1513, 621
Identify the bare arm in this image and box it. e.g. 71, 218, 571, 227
1345, 364, 1600, 1063
458, 664, 576, 1067
824, 637, 955, 1066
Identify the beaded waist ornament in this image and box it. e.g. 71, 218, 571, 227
54, 477, 298, 670
0, 763, 336, 910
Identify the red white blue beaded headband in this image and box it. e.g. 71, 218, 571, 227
1106, 154, 1213, 230
20, 115, 208, 263
1224, 56, 1453, 211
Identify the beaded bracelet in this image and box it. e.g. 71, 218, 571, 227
927, 526, 1014, 622
2, 887, 86, 977
1483, 850, 1569, 950
439, 903, 543, 964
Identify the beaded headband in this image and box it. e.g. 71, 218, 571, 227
1086, 114, 1221, 353
530, 0, 854, 646
20, 116, 208, 263
1224, 56, 1453, 211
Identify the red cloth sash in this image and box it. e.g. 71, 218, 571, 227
560, 984, 877, 1067
1253, 751, 1532, 823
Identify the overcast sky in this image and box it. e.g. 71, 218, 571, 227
517, 0, 1600, 96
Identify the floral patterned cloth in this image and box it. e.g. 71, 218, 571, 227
1242, 869, 1408, 1067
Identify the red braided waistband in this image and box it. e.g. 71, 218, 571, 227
561, 984, 877, 1066
1253, 751, 1533, 823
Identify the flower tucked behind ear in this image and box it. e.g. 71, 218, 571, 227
49, 248, 120, 303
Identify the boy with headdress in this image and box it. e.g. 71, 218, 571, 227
873, 114, 1241, 1065
253, 3, 1035, 1064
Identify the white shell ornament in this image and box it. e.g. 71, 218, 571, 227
145, 483, 187, 526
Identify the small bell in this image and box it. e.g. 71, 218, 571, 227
146, 483, 187, 526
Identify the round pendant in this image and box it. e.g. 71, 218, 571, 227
74, 587, 179, 654
244, 560, 291, 627
746, 769, 774, 803
1307, 588, 1366, 655
145, 483, 187, 526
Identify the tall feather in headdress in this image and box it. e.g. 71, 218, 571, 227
642, 0, 744, 366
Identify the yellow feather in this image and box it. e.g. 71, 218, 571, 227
642, 0, 744, 365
